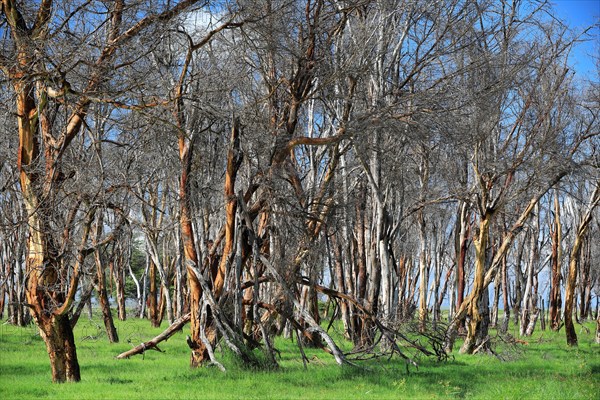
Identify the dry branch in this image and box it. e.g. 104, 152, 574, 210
116, 313, 190, 359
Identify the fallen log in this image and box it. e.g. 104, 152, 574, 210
116, 313, 191, 359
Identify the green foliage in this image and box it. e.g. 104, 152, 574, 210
0, 315, 598, 399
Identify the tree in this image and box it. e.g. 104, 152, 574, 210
443, 0, 577, 354
564, 180, 600, 345
0, 0, 204, 382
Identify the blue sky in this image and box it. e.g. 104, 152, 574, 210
552, 0, 599, 80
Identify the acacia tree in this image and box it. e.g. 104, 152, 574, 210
441, 0, 578, 354
0, 0, 204, 382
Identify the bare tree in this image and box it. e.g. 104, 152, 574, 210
0, 0, 205, 382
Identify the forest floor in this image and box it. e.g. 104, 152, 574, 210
0, 313, 598, 399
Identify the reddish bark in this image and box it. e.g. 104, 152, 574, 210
214, 119, 242, 298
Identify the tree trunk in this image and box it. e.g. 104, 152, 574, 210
500, 254, 510, 333
38, 314, 81, 383
173, 231, 186, 319
23, 203, 96, 383
565, 183, 600, 346
331, 234, 351, 339
549, 188, 563, 331
456, 201, 469, 310
418, 210, 428, 332
490, 272, 500, 329
178, 127, 209, 367
112, 257, 127, 321
417, 148, 430, 332
578, 238, 592, 321
444, 184, 561, 354
184, 120, 241, 366
430, 231, 443, 328
94, 218, 119, 343
24, 211, 94, 383
461, 214, 490, 354
564, 250, 580, 346
95, 267, 119, 343
513, 239, 525, 325
70, 280, 94, 328
214, 118, 242, 299
353, 183, 370, 347
520, 205, 539, 337
539, 298, 546, 331
147, 256, 160, 327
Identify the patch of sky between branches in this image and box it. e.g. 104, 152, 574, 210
551, 0, 599, 81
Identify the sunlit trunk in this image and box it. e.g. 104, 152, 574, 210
39, 314, 81, 383
461, 214, 490, 354
180, 135, 208, 366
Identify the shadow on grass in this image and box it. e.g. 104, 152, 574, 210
102, 377, 134, 385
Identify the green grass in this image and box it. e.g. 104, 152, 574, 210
0, 314, 598, 399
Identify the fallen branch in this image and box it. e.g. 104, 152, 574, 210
472, 336, 491, 355
116, 313, 190, 359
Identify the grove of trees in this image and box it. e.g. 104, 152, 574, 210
1, 0, 598, 383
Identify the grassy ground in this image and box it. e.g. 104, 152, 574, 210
0, 314, 598, 399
